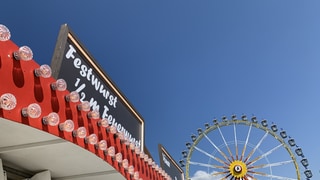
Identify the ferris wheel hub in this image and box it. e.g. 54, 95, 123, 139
229, 160, 247, 178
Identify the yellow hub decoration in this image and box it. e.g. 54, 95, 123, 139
229, 160, 247, 178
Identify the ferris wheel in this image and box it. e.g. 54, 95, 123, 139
179, 115, 312, 180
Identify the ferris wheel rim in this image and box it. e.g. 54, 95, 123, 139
183, 117, 302, 180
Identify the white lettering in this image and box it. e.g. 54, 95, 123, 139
163, 154, 171, 167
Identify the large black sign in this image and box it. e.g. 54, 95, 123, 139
51, 24, 144, 149
158, 144, 184, 180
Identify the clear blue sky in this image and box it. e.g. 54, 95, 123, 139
2, 0, 320, 179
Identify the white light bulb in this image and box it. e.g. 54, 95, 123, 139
109, 125, 117, 134
59, 119, 74, 132
65, 91, 79, 103
122, 159, 129, 169
107, 146, 115, 157
13, 46, 33, 61
77, 101, 90, 111
42, 112, 60, 126
73, 127, 87, 138
51, 79, 67, 91
115, 152, 123, 163
133, 172, 139, 180
34, 64, 52, 78
0, 93, 17, 110
0, 24, 11, 41
85, 134, 98, 144
87, 110, 100, 119
22, 103, 41, 118
128, 165, 134, 175
97, 118, 109, 127
97, 140, 107, 150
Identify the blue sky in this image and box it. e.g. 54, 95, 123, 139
2, 0, 320, 179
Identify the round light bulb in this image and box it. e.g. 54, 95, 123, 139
133, 172, 139, 180
42, 112, 60, 126
77, 101, 90, 111
51, 79, 67, 91
73, 127, 87, 138
87, 110, 100, 119
134, 146, 140, 155
85, 134, 98, 144
34, 64, 52, 78
59, 119, 74, 132
98, 118, 109, 127
97, 140, 107, 151
115, 152, 123, 163
65, 91, 80, 102
128, 165, 134, 175
0, 93, 17, 110
107, 146, 115, 157
109, 125, 117, 134
0, 24, 11, 41
14, 46, 33, 61
129, 142, 135, 150
22, 103, 41, 118
139, 152, 145, 159
143, 154, 149, 162
122, 159, 129, 169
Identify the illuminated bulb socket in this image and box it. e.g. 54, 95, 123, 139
133, 172, 139, 180
42, 112, 60, 126
115, 152, 123, 163
134, 146, 140, 155
51, 79, 67, 91
155, 165, 159, 171
72, 127, 87, 138
109, 125, 117, 134
152, 161, 156, 168
96, 140, 107, 151
0, 93, 17, 110
85, 134, 98, 145
129, 142, 135, 151
143, 154, 149, 162
116, 131, 126, 144
34, 64, 52, 78
59, 119, 74, 132
21, 103, 41, 118
0, 24, 11, 41
87, 110, 100, 119
128, 165, 135, 175
97, 118, 109, 128
65, 91, 80, 103
13, 46, 33, 61
148, 158, 153, 165
122, 159, 129, 170
77, 101, 90, 111
107, 146, 115, 157
139, 152, 145, 159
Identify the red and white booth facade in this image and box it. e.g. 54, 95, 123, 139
0, 24, 170, 180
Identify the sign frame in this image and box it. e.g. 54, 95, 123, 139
158, 144, 184, 180
50, 24, 145, 150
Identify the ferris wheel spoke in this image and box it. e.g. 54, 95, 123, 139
212, 171, 231, 179
188, 161, 227, 170
244, 131, 268, 163
217, 126, 234, 160
247, 144, 283, 166
233, 123, 239, 160
240, 124, 252, 161
193, 145, 228, 165
203, 133, 230, 162
249, 159, 294, 170
250, 171, 297, 180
